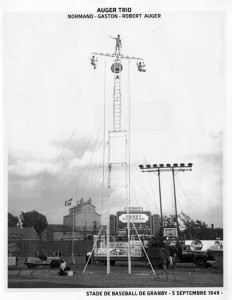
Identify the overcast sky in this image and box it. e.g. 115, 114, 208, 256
5, 9, 225, 227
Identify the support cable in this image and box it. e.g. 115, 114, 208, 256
31, 128, 76, 207
100, 60, 107, 220
142, 153, 153, 212
130, 170, 159, 211
129, 174, 140, 207
132, 222, 156, 276
82, 125, 101, 198
127, 59, 131, 274
159, 142, 195, 215
83, 224, 104, 273
88, 139, 103, 191
62, 131, 94, 188
106, 163, 112, 274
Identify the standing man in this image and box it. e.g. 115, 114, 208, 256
110, 35, 122, 53
86, 251, 92, 264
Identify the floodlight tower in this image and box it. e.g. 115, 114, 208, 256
91, 35, 146, 275
139, 163, 193, 237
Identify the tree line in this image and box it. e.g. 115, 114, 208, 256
162, 211, 223, 240
8, 210, 48, 239
8, 210, 223, 240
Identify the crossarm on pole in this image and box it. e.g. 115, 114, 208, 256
92, 52, 144, 61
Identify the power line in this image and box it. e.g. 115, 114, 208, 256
31, 128, 77, 206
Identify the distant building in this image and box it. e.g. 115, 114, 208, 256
8, 226, 39, 240
63, 198, 101, 239
41, 224, 77, 241
41, 203, 160, 241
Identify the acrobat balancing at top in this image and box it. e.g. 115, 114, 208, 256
90, 34, 146, 71
90, 35, 146, 132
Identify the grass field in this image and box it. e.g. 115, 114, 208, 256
8, 257, 223, 288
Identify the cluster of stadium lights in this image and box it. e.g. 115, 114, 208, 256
139, 163, 193, 170
138, 163, 193, 237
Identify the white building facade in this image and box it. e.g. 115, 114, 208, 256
63, 198, 101, 237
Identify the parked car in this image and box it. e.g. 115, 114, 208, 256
24, 256, 61, 269
175, 245, 210, 268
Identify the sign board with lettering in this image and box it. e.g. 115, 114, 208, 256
119, 213, 149, 223
117, 211, 151, 235
124, 207, 143, 212
163, 228, 178, 237
94, 241, 142, 257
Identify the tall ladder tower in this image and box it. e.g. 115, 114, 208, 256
113, 69, 121, 131
90, 35, 146, 274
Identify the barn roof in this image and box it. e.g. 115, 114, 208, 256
45, 224, 72, 232
8, 226, 39, 239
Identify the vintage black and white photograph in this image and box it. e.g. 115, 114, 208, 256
3, 0, 231, 296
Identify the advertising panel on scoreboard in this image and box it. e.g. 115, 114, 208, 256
119, 213, 149, 223
116, 210, 152, 235
163, 228, 178, 237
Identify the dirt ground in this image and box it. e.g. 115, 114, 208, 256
8, 257, 223, 288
